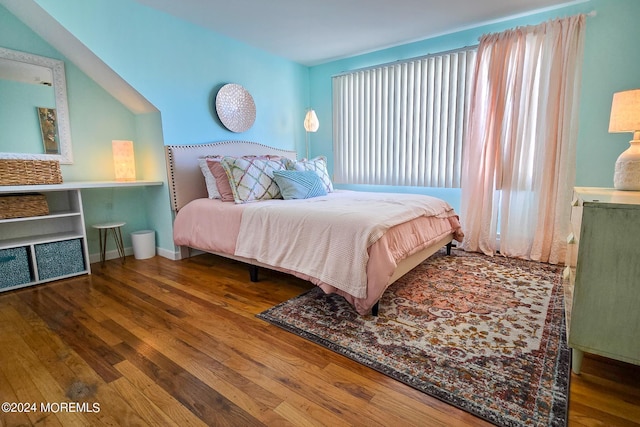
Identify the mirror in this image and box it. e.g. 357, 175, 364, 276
0, 47, 73, 164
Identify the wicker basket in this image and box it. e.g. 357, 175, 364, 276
0, 193, 49, 219
0, 159, 63, 186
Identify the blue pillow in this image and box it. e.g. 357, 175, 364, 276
272, 170, 327, 200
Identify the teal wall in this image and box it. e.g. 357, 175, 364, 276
2, 0, 310, 259
308, 0, 640, 211
29, 0, 310, 258
1, 5, 139, 182
576, 0, 640, 186
0, 4, 155, 258
33, 0, 310, 152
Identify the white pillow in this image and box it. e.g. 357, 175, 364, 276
198, 157, 221, 199
286, 156, 334, 193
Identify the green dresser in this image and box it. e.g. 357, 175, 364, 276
564, 187, 640, 373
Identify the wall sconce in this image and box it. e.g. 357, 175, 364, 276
609, 89, 640, 190
303, 109, 319, 159
112, 140, 136, 182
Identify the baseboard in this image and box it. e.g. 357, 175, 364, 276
157, 246, 179, 260
88, 246, 177, 263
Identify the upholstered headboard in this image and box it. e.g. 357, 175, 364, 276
164, 140, 297, 211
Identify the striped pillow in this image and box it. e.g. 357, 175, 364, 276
273, 170, 327, 200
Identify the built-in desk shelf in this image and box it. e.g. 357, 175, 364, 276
0, 180, 163, 292
0, 180, 163, 193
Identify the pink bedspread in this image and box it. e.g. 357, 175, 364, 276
173, 192, 463, 314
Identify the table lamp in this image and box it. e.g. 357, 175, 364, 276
609, 89, 640, 190
112, 140, 136, 181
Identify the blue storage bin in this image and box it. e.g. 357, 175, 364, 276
0, 246, 33, 289
35, 239, 86, 280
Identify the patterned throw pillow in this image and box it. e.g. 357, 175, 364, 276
221, 156, 285, 203
272, 170, 327, 200
286, 156, 333, 193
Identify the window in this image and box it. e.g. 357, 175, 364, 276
333, 47, 477, 188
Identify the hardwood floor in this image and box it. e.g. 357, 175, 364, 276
0, 254, 639, 427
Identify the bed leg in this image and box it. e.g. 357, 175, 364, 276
446, 241, 452, 255
371, 302, 379, 316
249, 265, 259, 282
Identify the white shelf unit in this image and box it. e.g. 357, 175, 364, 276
0, 188, 90, 291
0, 180, 163, 292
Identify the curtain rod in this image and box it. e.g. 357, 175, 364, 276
332, 44, 479, 78
333, 9, 593, 78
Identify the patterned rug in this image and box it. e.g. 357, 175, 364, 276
257, 249, 570, 427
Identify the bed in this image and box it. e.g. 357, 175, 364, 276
165, 140, 463, 315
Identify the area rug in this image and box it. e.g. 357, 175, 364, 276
257, 249, 570, 427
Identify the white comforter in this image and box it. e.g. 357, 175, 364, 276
234, 191, 458, 299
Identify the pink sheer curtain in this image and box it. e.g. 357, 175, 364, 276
460, 15, 586, 264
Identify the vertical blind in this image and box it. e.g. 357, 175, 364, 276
333, 47, 477, 188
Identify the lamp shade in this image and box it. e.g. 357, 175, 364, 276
304, 109, 319, 132
608, 89, 640, 190
609, 89, 640, 133
112, 140, 136, 181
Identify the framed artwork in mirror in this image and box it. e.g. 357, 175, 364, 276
37, 107, 60, 154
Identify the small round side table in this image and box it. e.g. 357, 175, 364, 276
92, 221, 126, 265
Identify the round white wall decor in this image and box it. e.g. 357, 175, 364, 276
215, 83, 256, 132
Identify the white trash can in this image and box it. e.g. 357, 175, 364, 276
131, 230, 156, 259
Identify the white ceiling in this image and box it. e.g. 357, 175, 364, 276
134, 0, 582, 65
